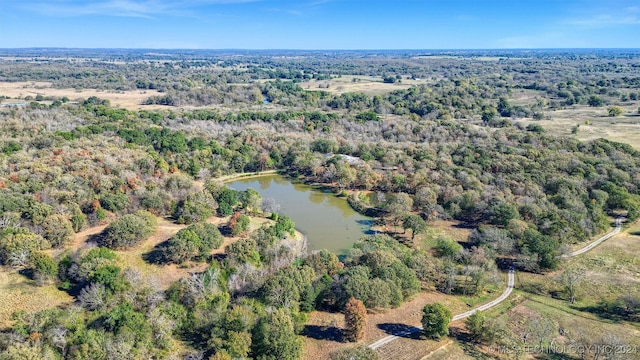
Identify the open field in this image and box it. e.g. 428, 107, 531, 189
467, 222, 640, 359
516, 103, 640, 149
411, 221, 640, 360
0, 81, 168, 110
303, 271, 507, 360
299, 75, 430, 95
0, 270, 73, 329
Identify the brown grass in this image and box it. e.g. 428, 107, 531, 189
0, 81, 169, 110
515, 103, 640, 149
0, 270, 73, 328
299, 75, 428, 95
303, 287, 500, 360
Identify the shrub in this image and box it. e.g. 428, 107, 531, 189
421, 303, 452, 339
22, 202, 53, 225
177, 190, 217, 224
40, 214, 75, 248
99, 192, 130, 213
436, 238, 463, 258
0, 228, 50, 264
588, 95, 604, 107
229, 213, 251, 236
465, 311, 486, 342
272, 215, 295, 238
163, 223, 223, 264
30, 252, 58, 283
99, 210, 157, 249
330, 345, 380, 360
1, 141, 22, 155
70, 205, 87, 232
608, 105, 624, 117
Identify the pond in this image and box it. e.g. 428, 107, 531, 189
227, 174, 374, 254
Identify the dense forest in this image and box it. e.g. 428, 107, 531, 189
0, 49, 639, 359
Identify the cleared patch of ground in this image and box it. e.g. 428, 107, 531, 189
0, 81, 169, 110
299, 75, 429, 95
469, 222, 640, 359
0, 270, 73, 328
302, 273, 507, 360
516, 103, 640, 149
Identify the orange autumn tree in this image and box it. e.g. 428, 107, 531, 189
344, 297, 367, 342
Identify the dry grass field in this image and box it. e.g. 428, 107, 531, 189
516, 103, 640, 149
0, 81, 168, 110
0, 270, 73, 329
299, 75, 430, 95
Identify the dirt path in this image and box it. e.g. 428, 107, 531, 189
368, 270, 515, 350
561, 220, 622, 258
368, 222, 624, 355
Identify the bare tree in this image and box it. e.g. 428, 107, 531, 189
528, 317, 555, 350
47, 327, 68, 356
78, 283, 107, 311
8, 250, 31, 269
260, 197, 280, 215
557, 268, 586, 304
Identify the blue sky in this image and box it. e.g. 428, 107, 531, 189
1, 0, 639, 49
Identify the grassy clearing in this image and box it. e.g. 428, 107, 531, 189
515, 102, 640, 149
0, 81, 169, 110
0, 270, 73, 328
298, 75, 428, 95
455, 223, 640, 359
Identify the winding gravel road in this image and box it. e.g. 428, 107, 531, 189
369, 220, 622, 351
561, 219, 622, 258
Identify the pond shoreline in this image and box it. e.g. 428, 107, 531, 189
226, 173, 374, 254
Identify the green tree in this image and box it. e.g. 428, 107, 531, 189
588, 95, 604, 107
189, 222, 223, 250
385, 193, 413, 231
252, 308, 303, 360
40, 214, 74, 248
608, 105, 624, 117
100, 210, 157, 249
177, 190, 218, 224
216, 188, 239, 216
164, 229, 201, 264
465, 311, 486, 342
344, 297, 367, 342
421, 303, 452, 340
241, 188, 262, 216
402, 214, 427, 240
436, 238, 462, 258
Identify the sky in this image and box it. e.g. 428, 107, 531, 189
1, 0, 639, 49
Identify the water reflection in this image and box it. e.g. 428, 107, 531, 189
227, 174, 373, 254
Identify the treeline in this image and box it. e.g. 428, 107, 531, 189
4, 101, 640, 274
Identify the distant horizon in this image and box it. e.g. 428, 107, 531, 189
2, 47, 640, 52
2, 1, 639, 49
